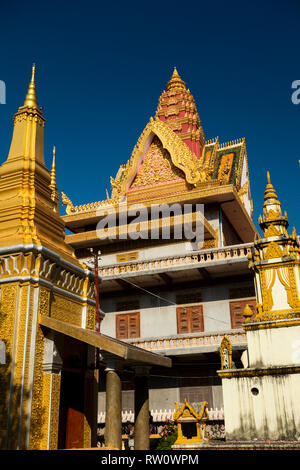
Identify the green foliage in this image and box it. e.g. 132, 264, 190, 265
155, 419, 178, 450
156, 433, 177, 450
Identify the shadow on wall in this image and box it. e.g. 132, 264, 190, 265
0, 310, 46, 451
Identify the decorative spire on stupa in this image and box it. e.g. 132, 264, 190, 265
6, 63, 45, 166
258, 171, 288, 238
50, 145, 59, 211
155, 67, 205, 159
23, 63, 39, 108
0, 65, 81, 264
248, 172, 300, 322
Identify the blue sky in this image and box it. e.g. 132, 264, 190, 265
0, 0, 299, 234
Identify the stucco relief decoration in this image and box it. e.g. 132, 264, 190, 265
278, 266, 300, 309
219, 336, 232, 370
109, 117, 210, 201
263, 269, 275, 312
264, 242, 284, 260
131, 136, 185, 188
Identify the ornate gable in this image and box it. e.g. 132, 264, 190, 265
110, 118, 209, 202
129, 136, 186, 189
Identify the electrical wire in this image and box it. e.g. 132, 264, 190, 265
107, 275, 236, 327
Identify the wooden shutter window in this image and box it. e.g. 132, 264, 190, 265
190, 306, 204, 332
177, 308, 189, 334
116, 315, 128, 339
128, 313, 140, 338
116, 312, 140, 339
177, 306, 204, 334
230, 299, 256, 329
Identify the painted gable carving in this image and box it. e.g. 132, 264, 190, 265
130, 136, 185, 189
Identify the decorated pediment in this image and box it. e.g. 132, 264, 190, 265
110, 118, 214, 201
129, 136, 186, 189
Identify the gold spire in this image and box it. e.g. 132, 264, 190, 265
50, 146, 56, 188
23, 63, 39, 108
264, 171, 278, 203
50, 146, 59, 211
166, 67, 186, 91
258, 171, 288, 236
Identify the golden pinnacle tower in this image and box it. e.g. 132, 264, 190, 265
0, 66, 97, 450
0, 64, 78, 262
155, 67, 205, 159
50, 146, 59, 211
219, 172, 300, 442
249, 172, 300, 321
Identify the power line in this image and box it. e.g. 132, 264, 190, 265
110, 276, 231, 327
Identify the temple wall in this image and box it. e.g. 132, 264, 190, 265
246, 323, 300, 368
101, 297, 231, 337
100, 280, 254, 337
204, 204, 220, 233
222, 372, 300, 440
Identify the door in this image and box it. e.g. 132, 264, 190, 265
58, 370, 85, 449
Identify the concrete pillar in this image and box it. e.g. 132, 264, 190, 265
134, 367, 150, 450
104, 363, 122, 450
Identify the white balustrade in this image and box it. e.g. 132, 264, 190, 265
99, 243, 253, 278
125, 329, 247, 352
98, 407, 225, 423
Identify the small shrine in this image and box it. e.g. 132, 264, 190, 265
219, 336, 233, 369
172, 400, 209, 450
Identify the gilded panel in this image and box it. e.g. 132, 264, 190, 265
29, 325, 47, 449
131, 136, 185, 189
0, 284, 17, 449
50, 293, 82, 327
49, 374, 61, 450
86, 304, 95, 330
9, 285, 29, 449
39, 287, 50, 317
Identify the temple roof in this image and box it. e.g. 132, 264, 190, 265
62, 69, 254, 230
155, 67, 205, 159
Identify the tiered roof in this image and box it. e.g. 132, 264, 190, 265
62, 69, 255, 243
155, 67, 205, 159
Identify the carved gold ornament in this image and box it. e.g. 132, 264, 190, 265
131, 136, 185, 188
219, 336, 232, 369
264, 242, 284, 260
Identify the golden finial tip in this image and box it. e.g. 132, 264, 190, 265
167, 66, 186, 91
24, 63, 38, 108
31, 63, 36, 82
172, 66, 180, 79
267, 171, 271, 184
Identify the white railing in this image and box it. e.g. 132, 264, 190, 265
124, 329, 247, 352
99, 243, 253, 278
98, 407, 224, 423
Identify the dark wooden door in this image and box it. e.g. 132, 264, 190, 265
58, 370, 85, 449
